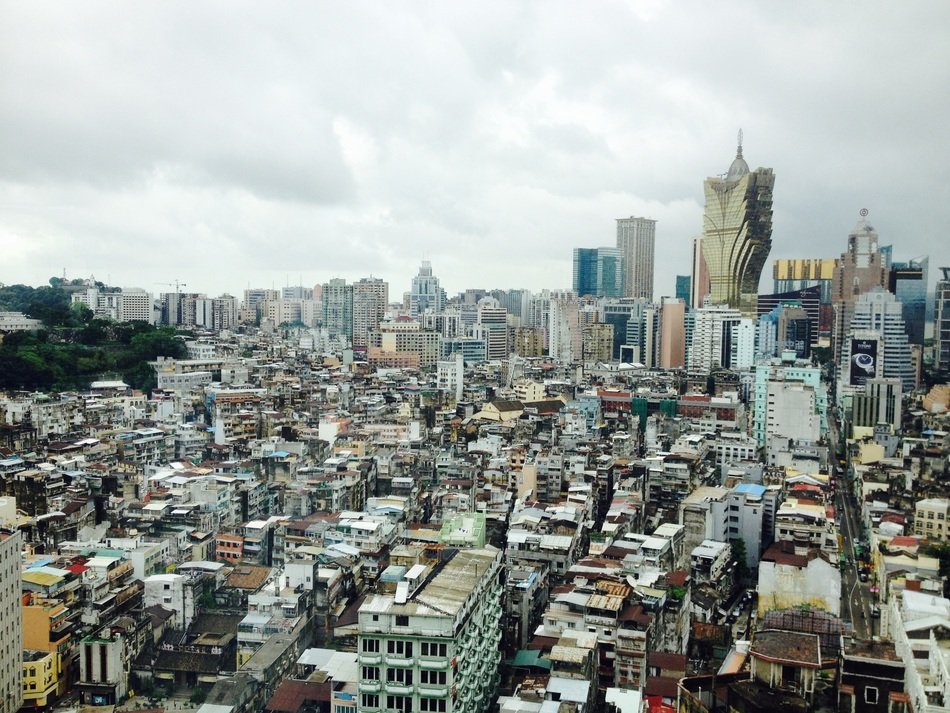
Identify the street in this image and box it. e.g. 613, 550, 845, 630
829, 408, 876, 639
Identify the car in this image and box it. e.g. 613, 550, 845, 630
871, 606, 880, 618
859, 571, 869, 582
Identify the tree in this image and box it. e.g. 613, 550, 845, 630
730, 538, 750, 584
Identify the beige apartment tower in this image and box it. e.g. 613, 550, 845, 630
616, 216, 656, 301
701, 133, 774, 316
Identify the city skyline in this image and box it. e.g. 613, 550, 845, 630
2, 3, 949, 298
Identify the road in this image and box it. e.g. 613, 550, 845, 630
829, 407, 876, 639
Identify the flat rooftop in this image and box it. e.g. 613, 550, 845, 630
362, 547, 499, 618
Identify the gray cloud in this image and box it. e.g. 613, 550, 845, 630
1, 1, 948, 299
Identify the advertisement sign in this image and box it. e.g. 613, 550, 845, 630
849, 338, 878, 386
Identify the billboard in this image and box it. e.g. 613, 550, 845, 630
849, 338, 878, 386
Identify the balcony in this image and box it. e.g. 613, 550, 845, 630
358, 652, 382, 666
384, 682, 413, 696
358, 680, 381, 693
419, 685, 448, 697
419, 657, 449, 670
384, 655, 414, 668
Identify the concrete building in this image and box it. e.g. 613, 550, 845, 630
581, 323, 614, 363
474, 299, 509, 361
884, 589, 950, 713
688, 305, 752, 373
852, 378, 902, 436
752, 355, 827, 447
914, 498, 950, 542
0, 531, 22, 713
700, 134, 774, 316
323, 278, 354, 340
659, 297, 685, 369
616, 216, 656, 301
690, 236, 710, 309
935, 266, 950, 372
353, 277, 389, 350
357, 548, 503, 713
831, 213, 889, 362
839, 288, 915, 393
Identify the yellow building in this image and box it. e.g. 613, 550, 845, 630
22, 651, 58, 708
22, 596, 75, 697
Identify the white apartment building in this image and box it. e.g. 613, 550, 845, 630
357, 547, 503, 713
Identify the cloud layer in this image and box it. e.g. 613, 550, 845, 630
2, 1, 948, 298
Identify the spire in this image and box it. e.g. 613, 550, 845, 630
725, 129, 749, 182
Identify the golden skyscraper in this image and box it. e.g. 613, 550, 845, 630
701, 132, 774, 316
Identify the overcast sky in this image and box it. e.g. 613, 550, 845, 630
2, 1, 949, 302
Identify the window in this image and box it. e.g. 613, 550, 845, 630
396, 615, 410, 627
421, 642, 447, 658
864, 686, 879, 705
361, 694, 379, 709
387, 668, 413, 685
421, 699, 447, 712
386, 695, 412, 712
362, 639, 380, 653
421, 670, 447, 685
362, 666, 379, 680
387, 640, 413, 657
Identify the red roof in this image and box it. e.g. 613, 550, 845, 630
889, 535, 919, 547
265, 680, 331, 713
66, 564, 89, 575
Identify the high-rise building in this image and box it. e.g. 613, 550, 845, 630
773, 258, 836, 303
281, 285, 314, 300
831, 212, 889, 361
889, 257, 928, 345
581, 323, 614, 363
675, 275, 691, 307
936, 267, 950, 373
322, 278, 354, 340
409, 261, 445, 317
0, 529, 22, 713
701, 133, 774, 316
756, 286, 821, 353
194, 295, 240, 331
689, 305, 753, 373
474, 299, 509, 361
752, 355, 827, 447
839, 287, 915, 394
357, 548, 503, 713
601, 299, 646, 361
616, 216, 656, 300
659, 297, 686, 369
572, 247, 624, 298
691, 237, 710, 308
353, 277, 389, 350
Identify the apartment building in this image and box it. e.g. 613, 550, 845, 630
357, 547, 503, 713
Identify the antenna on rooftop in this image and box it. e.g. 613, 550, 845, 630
736, 128, 744, 159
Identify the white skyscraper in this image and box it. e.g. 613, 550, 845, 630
409, 260, 445, 317
616, 216, 656, 301
839, 287, 915, 395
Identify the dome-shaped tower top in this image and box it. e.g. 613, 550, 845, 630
725, 128, 749, 181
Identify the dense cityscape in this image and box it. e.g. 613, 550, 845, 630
0, 134, 948, 713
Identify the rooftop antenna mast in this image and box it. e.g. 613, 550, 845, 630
736, 128, 743, 159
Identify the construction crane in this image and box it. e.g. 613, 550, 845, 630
156, 280, 188, 293
156, 280, 188, 325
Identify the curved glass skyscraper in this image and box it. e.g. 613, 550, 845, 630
701, 134, 774, 316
